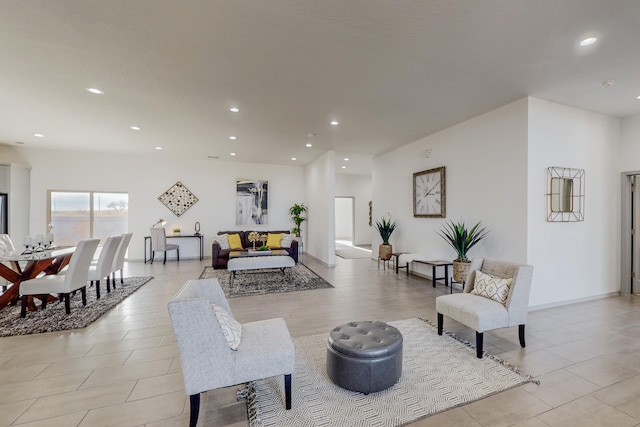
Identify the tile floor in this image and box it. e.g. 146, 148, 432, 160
1, 254, 640, 426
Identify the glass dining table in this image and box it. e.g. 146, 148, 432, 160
0, 246, 75, 311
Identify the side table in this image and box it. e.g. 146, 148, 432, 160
411, 260, 454, 293
392, 252, 409, 274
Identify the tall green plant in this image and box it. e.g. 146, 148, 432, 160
375, 216, 397, 245
289, 203, 307, 236
438, 220, 489, 262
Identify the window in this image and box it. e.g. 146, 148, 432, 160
48, 191, 128, 245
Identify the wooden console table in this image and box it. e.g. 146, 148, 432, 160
144, 234, 204, 263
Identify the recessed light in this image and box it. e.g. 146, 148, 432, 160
330, 121, 339, 126
580, 37, 597, 46
130, 126, 141, 131
230, 152, 236, 156
306, 143, 312, 148
229, 136, 237, 140
86, 87, 104, 94
291, 157, 297, 161
344, 158, 349, 161
342, 166, 347, 169
34, 133, 44, 138
155, 146, 162, 150
229, 107, 239, 113
636, 95, 640, 100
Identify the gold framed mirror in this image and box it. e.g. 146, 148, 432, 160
546, 167, 584, 222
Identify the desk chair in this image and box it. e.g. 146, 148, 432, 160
150, 227, 179, 264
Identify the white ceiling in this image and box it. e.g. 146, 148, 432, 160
1, 1, 640, 176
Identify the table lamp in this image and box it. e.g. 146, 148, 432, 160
153, 219, 167, 227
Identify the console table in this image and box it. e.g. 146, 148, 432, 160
144, 234, 204, 264
410, 260, 454, 293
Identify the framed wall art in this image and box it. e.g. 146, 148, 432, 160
158, 181, 199, 217
236, 179, 268, 225
413, 166, 446, 218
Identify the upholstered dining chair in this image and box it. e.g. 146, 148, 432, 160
0, 234, 16, 291
168, 278, 294, 427
20, 238, 100, 317
436, 258, 534, 358
150, 227, 179, 264
110, 232, 133, 285
88, 235, 122, 299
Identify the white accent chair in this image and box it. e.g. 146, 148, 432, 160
150, 227, 179, 264
20, 239, 100, 317
110, 232, 133, 285
168, 278, 294, 427
0, 234, 16, 291
436, 258, 534, 358
88, 235, 122, 299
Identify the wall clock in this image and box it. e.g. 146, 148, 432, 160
413, 166, 446, 218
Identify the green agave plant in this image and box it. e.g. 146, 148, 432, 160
438, 220, 489, 262
375, 216, 397, 245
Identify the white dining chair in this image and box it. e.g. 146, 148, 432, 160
110, 232, 133, 285
150, 227, 179, 264
0, 234, 16, 292
20, 239, 100, 317
88, 235, 122, 299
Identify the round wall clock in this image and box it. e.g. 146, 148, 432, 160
413, 166, 446, 218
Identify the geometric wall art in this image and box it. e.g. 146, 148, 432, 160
158, 181, 199, 217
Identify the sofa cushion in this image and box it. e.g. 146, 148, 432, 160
280, 234, 294, 248
211, 303, 242, 350
470, 270, 513, 305
227, 233, 243, 250
216, 234, 230, 250
266, 233, 282, 248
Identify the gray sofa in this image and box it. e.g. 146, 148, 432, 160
167, 278, 295, 426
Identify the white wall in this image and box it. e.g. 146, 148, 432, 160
620, 114, 640, 171
372, 98, 529, 278
527, 98, 621, 307
305, 151, 335, 266
334, 197, 353, 241
15, 147, 305, 261
335, 174, 372, 246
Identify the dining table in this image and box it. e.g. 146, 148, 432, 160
0, 246, 75, 311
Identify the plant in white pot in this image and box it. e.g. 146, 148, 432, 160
375, 215, 397, 260
438, 220, 489, 283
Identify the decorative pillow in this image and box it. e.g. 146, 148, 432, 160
280, 233, 294, 248
470, 270, 513, 305
227, 233, 243, 250
266, 233, 282, 248
211, 304, 242, 350
216, 234, 230, 250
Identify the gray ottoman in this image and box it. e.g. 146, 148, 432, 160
326, 321, 403, 394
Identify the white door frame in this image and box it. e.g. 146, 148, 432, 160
621, 170, 640, 295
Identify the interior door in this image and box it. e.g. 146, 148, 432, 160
632, 176, 640, 293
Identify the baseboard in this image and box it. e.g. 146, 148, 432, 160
528, 291, 621, 311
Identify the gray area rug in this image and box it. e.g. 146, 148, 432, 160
0, 276, 153, 337
242, 318, 536, 426
199, 264, 334, 298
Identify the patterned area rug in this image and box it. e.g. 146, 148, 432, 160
242, 318, 536, 426
335, 243, 372, 259
198, 263, 334, 297
0, 276, 153, 337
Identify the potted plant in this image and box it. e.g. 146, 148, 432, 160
438, 220, 489, 283
375, 215, 397, 260
172, 228, 181, 236
289, 203, 307, 237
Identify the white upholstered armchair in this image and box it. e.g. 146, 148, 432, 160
168, 278, 294, 427
436, 258, 534, 358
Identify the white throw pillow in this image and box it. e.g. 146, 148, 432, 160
211, 304, 242, 350
470, 270, 513, 305
216, 234, 230, 250
280, 234, 294, 248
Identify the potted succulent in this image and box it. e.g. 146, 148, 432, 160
172, 227, 181, 236
438, 220, 489, 283
375, 215, 397, 260
289, 203, 307, 237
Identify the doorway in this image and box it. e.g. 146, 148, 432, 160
335, 197, 354, 245
621, 172, 640, 294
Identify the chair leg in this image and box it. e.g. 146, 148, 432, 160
20, 295, 28, 317
189, 394, 200, 427
120, 269, 124, 284
163, 251, 167, 265
64, 293, 71, 314
106, 276, 111, 293
437, 313, 443, 335
96, 280, 101, 300
177, 248, 180, 262
41, 294, 47, 309
519, 324, 526, 347
476, 331, 484, 358
151, 251, 154, 264
285, 374, 292, 410
81, 287, 87, 306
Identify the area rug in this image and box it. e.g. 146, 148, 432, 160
0, 276, 153, 337
199, 264, 334, 298
241, 318, 537, 426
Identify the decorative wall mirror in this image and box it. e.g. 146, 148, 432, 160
546, 166, 584, 222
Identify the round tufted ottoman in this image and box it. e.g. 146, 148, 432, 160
326, 321, 403, 394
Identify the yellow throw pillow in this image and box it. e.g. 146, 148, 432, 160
227, 233, 243, 250
470, 270, 513, 305
266, 233, 283, 248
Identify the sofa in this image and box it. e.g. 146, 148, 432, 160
212, 230, 299, 269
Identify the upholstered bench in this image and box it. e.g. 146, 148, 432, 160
228, 255, 295, 284
326, 321, 403, 394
